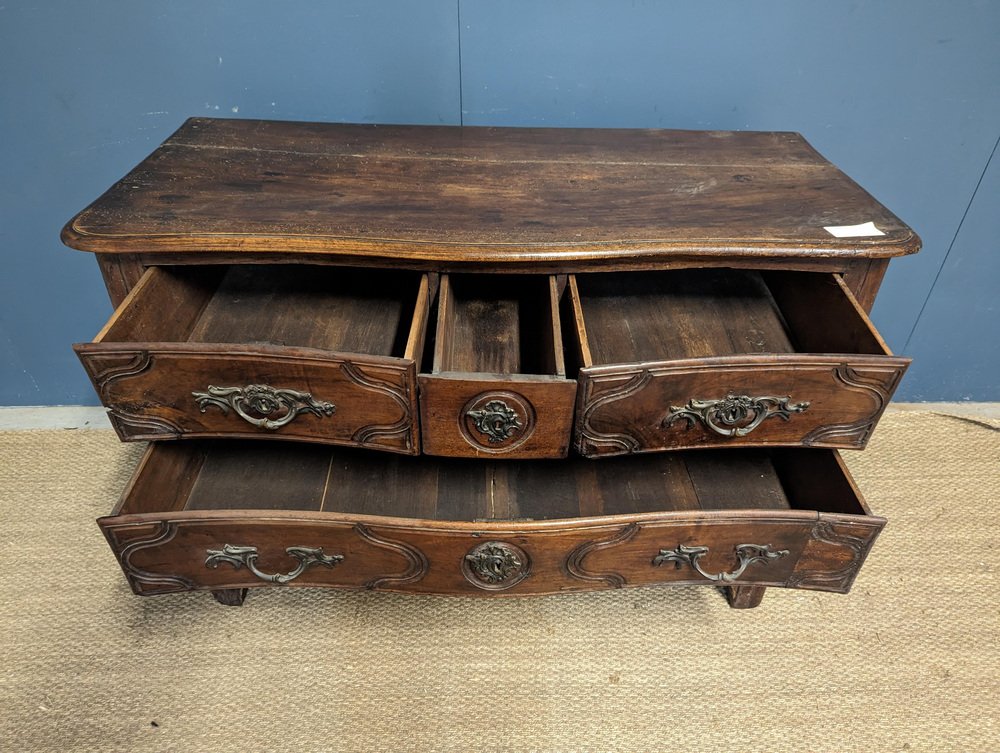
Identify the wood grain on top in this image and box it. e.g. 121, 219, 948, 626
62, 118, 919, 265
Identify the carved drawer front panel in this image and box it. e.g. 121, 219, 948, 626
419, 274, 577, 459
576, 358, 906, 457
100, 441, 883, 599
99, 512, 882, 597
418, 377, 577, 459
75, 265, 432, 455
566, 514, 883, 594
100, 519, 429, 596
79, 348, 420, 454
567, 270, 909, 457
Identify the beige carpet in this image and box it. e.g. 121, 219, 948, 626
1, 411, 997, 753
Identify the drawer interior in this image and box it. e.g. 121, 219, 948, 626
431, 274, 567, 377
569, 269, 891, 367
97, 265, 429, 363
114, 441, 871, 522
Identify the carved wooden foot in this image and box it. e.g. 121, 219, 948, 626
211, 588, 248, 606
725, 585, 766, 609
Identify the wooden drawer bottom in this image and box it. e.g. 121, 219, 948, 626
100, 442, 884, 604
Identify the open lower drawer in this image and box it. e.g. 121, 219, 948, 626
75, 265, 432, 454
567, 269, 910, 457
417, 274, 576, 459
100, 441, 884, 600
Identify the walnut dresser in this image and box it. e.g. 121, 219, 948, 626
64, 118, 918, 609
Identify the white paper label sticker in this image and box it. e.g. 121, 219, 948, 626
823, 221, 886, 238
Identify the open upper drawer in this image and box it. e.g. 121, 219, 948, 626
100, 441, 883, 599
568, 269, 909, 457
417, 274, 577, 459
75, 265, 432, 454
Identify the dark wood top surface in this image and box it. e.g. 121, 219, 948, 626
62, 118, 919, 265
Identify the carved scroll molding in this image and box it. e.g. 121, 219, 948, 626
354, 525, 429, 589
84, 351, 184, 439
576, 370, 652, 455
107, 409, 185, 440
82, 350, 153, 402
801, 366, 901, 448
786, 522, 873, 592
341, 362, 416, 451
653, 543, 789, 583
663, 394, 809, 437
193, 384, 336, 430
462, 541, 530, 591
565, 523, 640, 588
107, 521, 196, 595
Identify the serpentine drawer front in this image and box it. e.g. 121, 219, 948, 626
99, 440, 883, 598
75, 265, 432, 455
568, 269, 910, 457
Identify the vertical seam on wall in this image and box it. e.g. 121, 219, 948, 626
456, 0, 464, 126
903, 130, 1000, 352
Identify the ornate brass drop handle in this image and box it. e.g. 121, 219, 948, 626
192, 384, 335, 430
205, 544, 343, 584
663, 394, 809, 438
653, 543, 789, 583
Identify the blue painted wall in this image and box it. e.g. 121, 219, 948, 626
1, 0, 997, 404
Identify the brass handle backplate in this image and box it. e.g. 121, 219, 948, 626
205, 544, 343, 584
462, 541, 530, 590
193, 384, 335, 430
663, 394, 809, 437
465, 399, 523, 443
653, 543, 789, 583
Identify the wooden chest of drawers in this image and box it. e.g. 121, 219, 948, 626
65, 118, 918, 609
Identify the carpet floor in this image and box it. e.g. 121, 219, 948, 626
0, 410, 997, 752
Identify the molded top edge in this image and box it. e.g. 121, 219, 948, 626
62, 117, 920, 263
